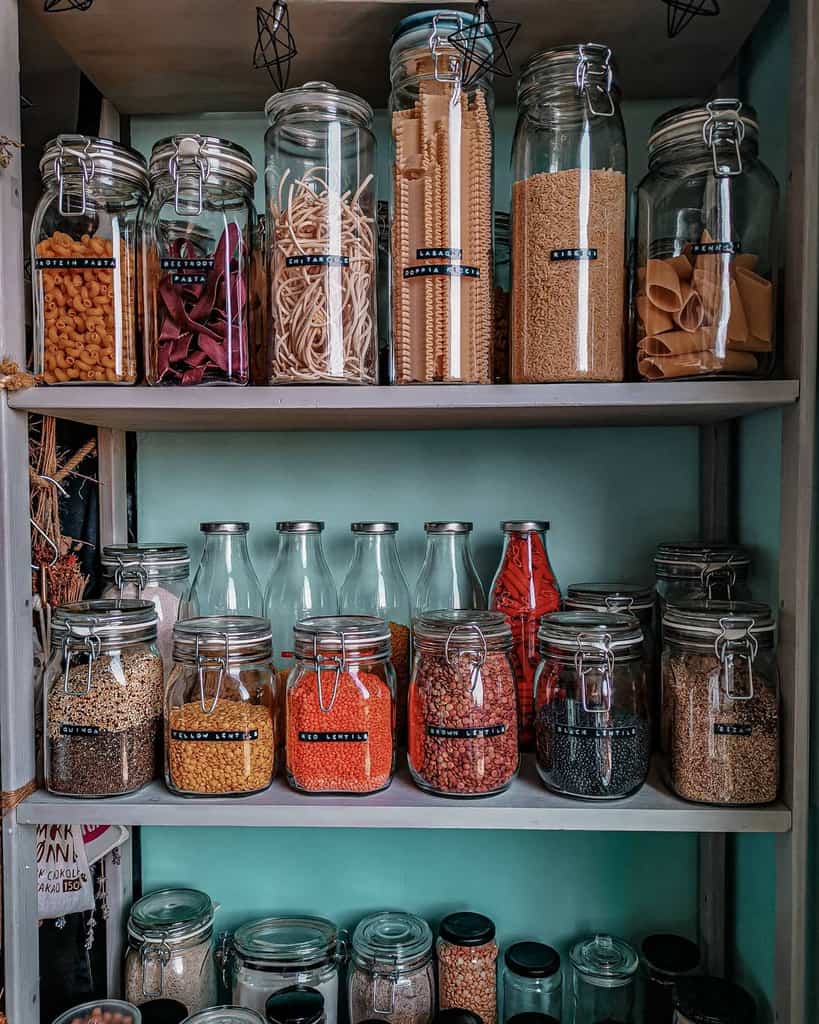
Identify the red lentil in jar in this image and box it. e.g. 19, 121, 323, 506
437, 913, 499, 1024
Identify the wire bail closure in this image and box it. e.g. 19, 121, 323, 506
169, 136, 211, 216
429, 14, 463, 103
575, 632, 615, 714
194, 630, 228, 714
55, 136, 95, 216
114, 560, 148, 598
576, 44, 615, 118
700, 553, 738, 600
370, 955, 401, 1014
703, 99, 745, 177
311, 629, 346, 714
715, 615, 758, 700
140, 941, 171, 998
444, 622, 487, 694
62, 623, 102, 696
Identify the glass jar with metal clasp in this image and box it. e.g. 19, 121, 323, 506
533, 612, 649, 800
124, 888, 218, 1015
654, 542, 751, 609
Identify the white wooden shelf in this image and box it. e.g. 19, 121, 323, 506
18, 757, 792, 832
7, 380, 800, 431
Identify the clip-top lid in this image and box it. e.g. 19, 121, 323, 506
537, 611, 643, 653
233, 916, 338, 966
128, 888, 215, 945
51, 599, 158, 649
293, 615, 391, 659
102, 543, 190, 584
265, 82, 373, 129
173, 616, 273, 662
351, 911, 433, 969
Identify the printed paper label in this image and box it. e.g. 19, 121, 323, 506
36, 257, 116, 269
690, 241, 740, 255
285, 255, 350, 268
427, 724, 506, 739
298, 731, 369, 742
171, 729, 260, 742
713, 723, 752, 736
416, 247, 463, 260
403, 264, 480, 279
550, 248, 598, 261
554, 724, 638, 739
161, 256, 215, 285
59, 724, 101, 737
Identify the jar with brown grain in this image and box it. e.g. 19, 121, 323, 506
408, 610, 519, 797
662, 601, 778, 805
32, 135, 148, 385
165, 616, 278, 797
437, 913, 498, 1024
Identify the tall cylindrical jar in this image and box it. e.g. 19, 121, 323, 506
33, 135, 148, 385
569, 935, 638, 1024
143, 135, 256, 385
502, 942, 562, 1024
511, 45, 627, 382
635, 101, 779, 380
389, 11, 494, 384
437, 913, 498, 1024
265, 82, 377, 384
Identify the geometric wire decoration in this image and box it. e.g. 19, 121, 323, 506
448, 0, 520, 90
253, 0, 298, 93
662, 0, 720, 39
43, 0, 94, 10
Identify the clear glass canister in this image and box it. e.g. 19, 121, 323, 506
493, 212, 511, 383
33, 135, 148, 384
569, 935, 638, 1024
348, 911, 435, 1024
672, 977, 755, 1024
503, 942, 561, 1024
44, 599, 163, 797
143, 135, 256, 385
635, 101, 779, 381
250, 213, 269, 385
286, 616, 396, 794
265, 82, 377, 384
654, 542, 751, 609
52, 1001, 143, 1024
511, 45, 627, 383
390, 10, 494, 384
640, 934, 700, 1024
408, 610, 519, 797
100, 542, 190, 672
124, 888, 218, 1014
414, 522, 486, 616
184, 522, 265, 618
438, 913, 498, 1024
165, 616, 277, 797
225, 916, 343, 1022
662, 600, 778, 805
183, 1009, 265, 1024
534, 612, 649, 800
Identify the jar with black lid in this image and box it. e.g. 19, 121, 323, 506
266, 986, 326, 1024
654, 542, 751, 609
438, 913, 498, 1024
640, 934, 699, 1024
671, 977, 755, 1024
502, 942, 561, 1024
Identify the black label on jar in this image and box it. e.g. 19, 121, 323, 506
555, 724, 638, 739
298, 731, 369, 742
416, 247, 463, 260
427, 724, 507, 739
160, 256, 215, 285
713, 723, 753, 736
285, 254, 350, 268
35, 257, 116, 269
170, 729, 260, 741
550, 248, 598, 261
59, 724, 101, 736
690, 241, 740, 255
403, 264, 480, 279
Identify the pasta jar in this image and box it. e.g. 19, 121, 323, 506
286, 616, 396, 794
534, 612, 649, 800
662, 601, 778, 805
635, 101, 779, 381
348, 911, 435, 1024
44, 599, 163, 797
32, 134, 148, 385
502, 942, 562, 1024
511, 45, 627, 383
265, 82, 377, 384
165, 616, 277, 797
671, 978, 755, 1024
493, 212, 511, 383
223, 915, 344, 1023
437, 913, 498, 1024
409, 610, 519, 796
124, 888, 218, 1014
654, 542, 751, 609
389, 11, 494, 385
569, 935, 638, 1024
143, 135, 256, 386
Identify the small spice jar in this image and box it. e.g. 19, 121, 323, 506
437, 913, 498, 1024
165, 616, 277, 797
44, 599, 163, 797
654, 542, 751, 609
32, 135, 148, 385
266, 988, 326, 1024
569, 935, 638, 1024
662, 601, 779, 805
224, 916, 344, 1023
143, 135, 256, 386
640, 934, 700, 1024
183, 1010, 265, 1024
534, 612, 649, 800
101, 543, 190, 672
671, 977, 755, 1024
124, 888, 218, 1014
408, 610, 519, 797
502, 943, 561, 1024
348, 911, 435, 1024
286, 616, 396, 794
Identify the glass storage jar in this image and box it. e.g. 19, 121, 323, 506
165, 616, 277, 797
534, 612, 649, 800
45, 599, 163, 797
634, 101, 779, 381
490, 521, 561, 749
408, 610, 519, 797
250, 213, 269, 385
143, 135, 256, 385
639, 934, 699, 1024
438, 913, 498, 1024
286, 616, 396, 794
101, 542, 190, 672
414, 522, 486, 616
671, 977, 755, 1024
569, 935, 638, 1024
224, 916, 343, 1022
52, 1001, 143, 1024
33, 135, 148, 385
265, 82, 377, 384
266, 987, 326, 1024
348, 911, 434, 1024
124, 888, 218, 1014
493, 212, 511, 383
654, 542, 751, 609
662, 600, 778, 805
511, 45, 627, 383
183, 1010, 265, 1024
503, 942, 561, 1024
389, 10, 494, 384
184, 522, 265, 618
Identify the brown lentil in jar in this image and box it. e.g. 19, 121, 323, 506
437, 913, 498, 1024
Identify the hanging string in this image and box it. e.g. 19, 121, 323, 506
448, 0, 520, 89
253, 0, 298, 93
661, 0, 720, 38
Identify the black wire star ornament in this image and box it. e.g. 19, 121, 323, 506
253, 0, 298, 93
448, 0, 520, 90
662, 0, 720, 38
44, 0, 94, 10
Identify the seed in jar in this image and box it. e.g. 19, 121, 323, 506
438, 940, 498, 1024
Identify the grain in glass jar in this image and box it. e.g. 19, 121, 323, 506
635, 101, 779, 381
662, 601, 778, 805
671, 977, 755, 1024
437, 913, 498, 1024
124, 888, 218, 1014
502, 942, 561, 1024
654, 542, 751, 609
568, 934, 638, 1024
639, 934, 699, 1024
348, 911, 434, 1024
32, 135, 148, 385
286, 616, 396, 794
165, 616, 277, 797
408, 610, 519, 797
44, 599, 163, 797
